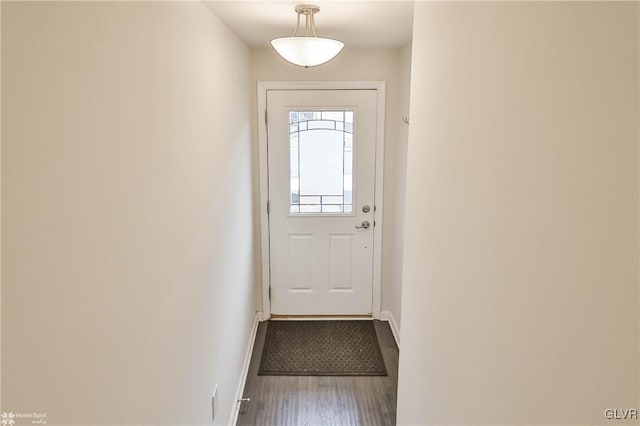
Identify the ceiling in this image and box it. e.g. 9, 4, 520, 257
204, 1, 414, 48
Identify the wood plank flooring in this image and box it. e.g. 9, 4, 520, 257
237, 320, 399, 426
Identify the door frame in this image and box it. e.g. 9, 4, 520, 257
257, 81, 386, 320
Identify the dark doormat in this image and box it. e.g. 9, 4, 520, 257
258, 320, 387, 376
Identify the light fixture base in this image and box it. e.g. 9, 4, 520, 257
294, 4, 320, 15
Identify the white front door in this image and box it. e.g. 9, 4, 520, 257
267, 89, 378, 315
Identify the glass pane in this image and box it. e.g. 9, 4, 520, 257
290, 135, 299, 176
322, 111, 344, 121
300, 205, 322, 213
299, 129, 343, 196
308, 120, 335, 130
344, 190, 352, 204
344, 133, 353, 150
345, 111, 353, 123
300, 195, 321, 205
289, 110, 354, 214
322, 205, 343, 213
345, 122, 353, 133
323, 196, 343, 205
344, 151, 353, 176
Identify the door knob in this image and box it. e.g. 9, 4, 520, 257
355, 221, 370, 229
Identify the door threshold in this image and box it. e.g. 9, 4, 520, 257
269, 314, 373, 321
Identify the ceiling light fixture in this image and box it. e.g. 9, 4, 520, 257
270, 4, 344, 68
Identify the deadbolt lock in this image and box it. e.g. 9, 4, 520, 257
362, 205, 371, 213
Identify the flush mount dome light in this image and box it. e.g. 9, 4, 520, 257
271, 4, 344, 67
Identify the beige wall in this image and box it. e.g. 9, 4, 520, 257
250, 47, 410, 327
384, 42, 411, 335
398, 2, 639, 425
0, 0, 3, 408
2, 2, 255, 425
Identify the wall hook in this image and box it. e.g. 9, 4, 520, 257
402, 116, 410, 125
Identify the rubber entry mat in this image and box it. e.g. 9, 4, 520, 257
258, 320, 387, 376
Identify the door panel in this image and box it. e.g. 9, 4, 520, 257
329, 234, 353, 289
267, 90, 377, 315
288, 234, 312, 290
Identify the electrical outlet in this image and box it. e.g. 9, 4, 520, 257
212, 385, 218, 421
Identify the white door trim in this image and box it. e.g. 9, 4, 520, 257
257, 81, 386, 321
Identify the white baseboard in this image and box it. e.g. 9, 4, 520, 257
379, 310, 400, 347
228, 311, 262, 426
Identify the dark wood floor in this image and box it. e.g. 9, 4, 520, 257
237, 320, 399, 426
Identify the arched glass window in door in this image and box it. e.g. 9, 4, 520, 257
289, 110, 354, 214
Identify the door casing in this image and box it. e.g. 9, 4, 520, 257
257, 81, 386, 320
